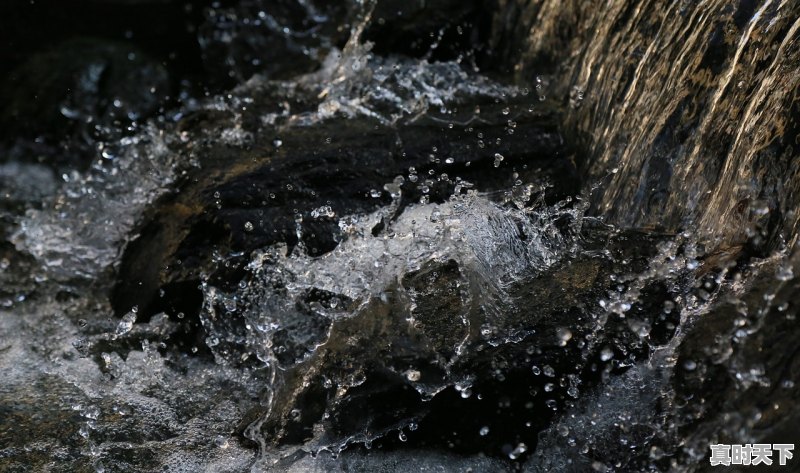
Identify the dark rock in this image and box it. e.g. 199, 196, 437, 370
238, 226, 669, 456
277, 448, 510, 472
112, 92, 574, 323
197, 0, 350, 85
0, 38, 169, 168
3, 1, 800, 471
672, 254, 800, 465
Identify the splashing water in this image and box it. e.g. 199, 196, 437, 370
2, 1, 800, 472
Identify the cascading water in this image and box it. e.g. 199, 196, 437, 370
500, 0, 800, 248
1, 1, 799, 472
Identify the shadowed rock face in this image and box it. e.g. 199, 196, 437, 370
2, 1, 800, 472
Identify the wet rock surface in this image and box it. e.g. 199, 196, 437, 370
1, 1, 800, 472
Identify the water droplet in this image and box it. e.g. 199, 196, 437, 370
311, 206, 335, 219
214, 435, 229, 449
115, 312, 135, 336
557, 327, 572, 346
663, 300, 675, 313
493, 153, 504, 168
508, 442, 528, 459
600, 347, 614, 361
405, 369, 421, 382
627, 319, 651, 338
777, 265, 794, 281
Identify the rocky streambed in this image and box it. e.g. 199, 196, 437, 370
1, 1, 799, 472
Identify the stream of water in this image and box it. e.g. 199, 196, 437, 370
1, 1, 799, 472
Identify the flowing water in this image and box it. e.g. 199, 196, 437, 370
1, 1, 799, 472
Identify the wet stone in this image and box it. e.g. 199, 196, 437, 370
2, 0, 800, 471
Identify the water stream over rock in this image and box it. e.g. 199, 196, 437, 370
1, 1, 799, 471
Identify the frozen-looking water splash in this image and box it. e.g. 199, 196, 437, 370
201, 187, 581, 374
196, 187, 592, 461
247, 191, 572, 305
2, 0, 800, 472
12, 127, 177, 280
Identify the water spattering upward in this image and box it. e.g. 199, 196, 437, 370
2, 0, 800, 472
12, 127, 177, 280
242, 191, 572, 305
